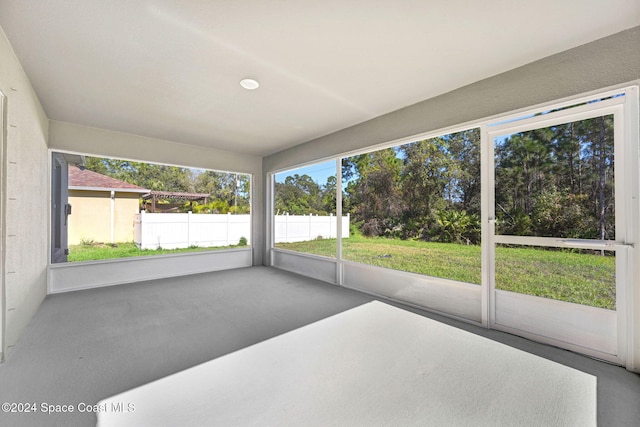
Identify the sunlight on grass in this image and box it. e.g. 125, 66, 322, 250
68, 242, 246, 262
277, 236, 481, 283
495, 245, 615, 310
275, 237, 616, 309
275, 239, 337, 258
344, 238, 481, 284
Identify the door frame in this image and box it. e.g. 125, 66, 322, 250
51, 152, 69, 264
482, 88, 638, 365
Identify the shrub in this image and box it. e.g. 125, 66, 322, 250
80, 237, 95, 246
238, 236, 248, 246
435, 210, 480, 244
349, 220, 364, 238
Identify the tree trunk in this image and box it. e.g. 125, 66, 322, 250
598, 117, 606, 243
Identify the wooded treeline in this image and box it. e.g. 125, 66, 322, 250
275, 114, 615, 244
84, 157, 251, 213
342, 129, 481, 243
495, 115, 614, 240
274, 174, 337, 215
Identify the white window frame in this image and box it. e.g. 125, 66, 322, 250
48, 150, 255, 293
266, 84, 640, 371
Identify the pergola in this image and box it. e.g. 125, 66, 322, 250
142, 191, 210, 213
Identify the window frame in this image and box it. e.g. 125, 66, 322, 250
48, 149, 255, 293
267, 85, 639, 345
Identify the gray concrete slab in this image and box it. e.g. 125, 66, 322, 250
0, 267, 638, 426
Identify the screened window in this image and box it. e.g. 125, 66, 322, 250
341, 129, 482, 284
273, 160, 339, 258
53, 152, 251, 263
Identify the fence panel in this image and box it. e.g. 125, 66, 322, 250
134, 213, 350, 250
273, 213, 350, 243
135, 212, 251, 250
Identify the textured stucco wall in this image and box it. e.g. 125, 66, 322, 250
68, 190, 141, 245
0, 27, 50, 358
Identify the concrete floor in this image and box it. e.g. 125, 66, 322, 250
0, 266, 638, 426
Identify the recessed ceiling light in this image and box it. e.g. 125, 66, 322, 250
240, 78, 260, 90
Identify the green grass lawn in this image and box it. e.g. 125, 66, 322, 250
68, 242, 245, 262
276, 236, 616, 310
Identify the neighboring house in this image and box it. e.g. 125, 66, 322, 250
68, 166, 149, 245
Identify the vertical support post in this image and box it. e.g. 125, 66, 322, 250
623, 85, 640, 372
140, 210, 145, 249
330, 213, 334, 238
227, 212, 231, 246
480, 124, 491, 328
336, 158, 343, 285
187, 211, 192, 248
265, 173, 274, 266
285, 212, 289, 243
110, 190, 115, 245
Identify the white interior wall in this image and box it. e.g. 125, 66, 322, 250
0, 27, 50, 358
263, 26, 640, 370
48, 120, 264, 267
1, 25, 265, 357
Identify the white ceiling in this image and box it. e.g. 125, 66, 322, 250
1, 1, 639, 157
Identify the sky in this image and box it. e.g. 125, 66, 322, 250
274, 160, 337, 185
274, 147, 406, 186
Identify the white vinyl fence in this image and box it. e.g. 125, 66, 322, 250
134, 212, 251, 250
134, 212, 350, 250
274, 213, 350, 243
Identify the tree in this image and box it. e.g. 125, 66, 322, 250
84, 156, 251, 213
494, 114, 614, 240
400, 138, 452, 220
194, 171, 250, 210
84, 157, 194, 192
341, 129, 482, 241
343, 149, 405, 237
274, 174, 324, 215
446, 129, 481, 215
83, 156, 109, 175
321, 176, 337, 214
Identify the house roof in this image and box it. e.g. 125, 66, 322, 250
142, 191, 209, 201
68, 165, 149, 193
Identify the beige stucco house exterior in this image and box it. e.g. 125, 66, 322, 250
68, 166, 149, 245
